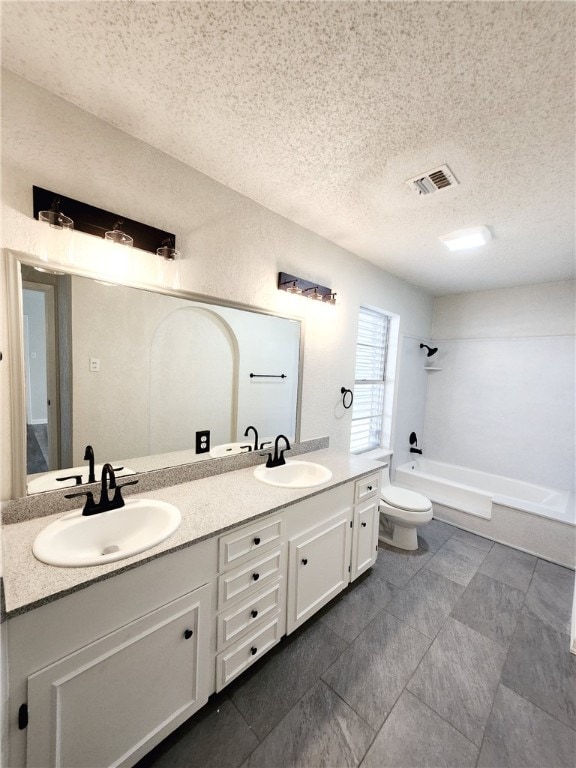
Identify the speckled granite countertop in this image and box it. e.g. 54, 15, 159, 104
2, 450, 383, 619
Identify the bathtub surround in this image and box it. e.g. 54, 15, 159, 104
426, 281, 576, 494
430, 500, 575, 570
0, 70, 433, 501
396, 459, 572, 524
393, 459, 575, 566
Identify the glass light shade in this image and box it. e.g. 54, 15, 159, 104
39, 210, 74, 230
105, 229, 133, 247
156, 245, 180, 260
285, 281, 302, 294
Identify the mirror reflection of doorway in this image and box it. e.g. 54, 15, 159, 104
22, 265, 73, 476
22, 283, 57, 473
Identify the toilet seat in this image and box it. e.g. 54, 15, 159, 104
380, 485, 432, 513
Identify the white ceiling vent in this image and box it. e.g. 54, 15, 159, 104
406, 165, 459, 196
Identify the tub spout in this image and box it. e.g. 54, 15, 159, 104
409, 432, 422, 454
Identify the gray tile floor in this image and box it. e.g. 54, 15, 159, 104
137, 519, 576, 768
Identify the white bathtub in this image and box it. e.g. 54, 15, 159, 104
395, 459, 574, 526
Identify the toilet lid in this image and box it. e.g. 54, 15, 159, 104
381, 486, 431, 512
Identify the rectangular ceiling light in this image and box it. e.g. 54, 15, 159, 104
439, 226, 492, 252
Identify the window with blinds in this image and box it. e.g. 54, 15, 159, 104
350, 306, 391, 453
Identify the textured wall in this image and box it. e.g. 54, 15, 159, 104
425, 282, 576, 491
0, 71, 433, 500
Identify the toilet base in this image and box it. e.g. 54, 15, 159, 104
378, 516, 419, 551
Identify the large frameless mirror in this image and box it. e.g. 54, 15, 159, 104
7, 251, 302, 495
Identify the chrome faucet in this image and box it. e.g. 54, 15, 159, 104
66, 462, 138, 516
265, 434, 291, 468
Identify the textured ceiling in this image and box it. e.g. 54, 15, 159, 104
2, 1, 574, 295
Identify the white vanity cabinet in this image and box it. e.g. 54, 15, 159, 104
7, 539, 218, 768
350, 471, 381, 580
25, 585, 211, 768
285, 484, 354, 634
6, 465, 384, 767
215, 516, 286, 691
286, 511, 351, 633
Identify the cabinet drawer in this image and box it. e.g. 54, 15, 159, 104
218, 546, 285, 610
219, 517, 283, 571
217, 579, 284, 651
216, 614, 283, 691
355, 472, 381, 503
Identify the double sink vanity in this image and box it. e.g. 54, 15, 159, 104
2, 449, 384, 768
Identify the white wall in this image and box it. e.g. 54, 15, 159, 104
425, 281, 576, 492
0, 70, 433, 500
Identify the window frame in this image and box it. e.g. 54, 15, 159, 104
350, 306, 391, 454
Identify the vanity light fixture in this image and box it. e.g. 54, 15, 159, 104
38, 197, 73, 230
105, 220, 133, 247
33, 186, 176, 257
439, 225, 491, 252
156, 238, 180, 261
277, 272, 335, 304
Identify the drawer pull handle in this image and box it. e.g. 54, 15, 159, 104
361, 522, 367, 528
183, 629, 194, 640
250, 646, 258, 656
253, 537, 261, 545
251, 609, 259, 619
367, 485, 373, 491
301, 558, 308, 565
252, 572, 260, 581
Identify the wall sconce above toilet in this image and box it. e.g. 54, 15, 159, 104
278, 272, 336, 304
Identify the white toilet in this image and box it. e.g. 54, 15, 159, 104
378, 472, 433, 551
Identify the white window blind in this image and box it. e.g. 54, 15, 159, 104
350, 307, 390, 453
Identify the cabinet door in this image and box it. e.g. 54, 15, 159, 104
287, 512, 351, 634
26, 584, 212, 768
351, 498, 380, 580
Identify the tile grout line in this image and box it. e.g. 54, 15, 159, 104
227, 616, 358, 761
404, 613, 510, 752
404, 687, 482, 760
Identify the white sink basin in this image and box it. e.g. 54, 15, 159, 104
253, 460, 332, 489
209, 442, 251, 458
32, 499, 181, 567
27, 465, 136, 494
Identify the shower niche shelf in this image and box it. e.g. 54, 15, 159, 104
424, 367, 442, 371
